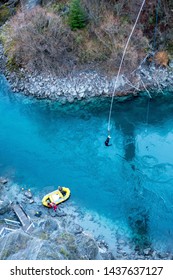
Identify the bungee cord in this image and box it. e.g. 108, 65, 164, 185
107, 0, 146, 137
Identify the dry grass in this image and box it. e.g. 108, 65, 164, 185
154, 51, 169, 67
2, 6, 76, 74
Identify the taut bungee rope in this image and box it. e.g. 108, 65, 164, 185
106, 0, 146, 144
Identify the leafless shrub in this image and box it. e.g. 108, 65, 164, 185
2, 1, 150, 76
2, 6, 77, 75
88, 8, 149, 74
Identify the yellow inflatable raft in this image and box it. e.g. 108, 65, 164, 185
42, 187, 70, 207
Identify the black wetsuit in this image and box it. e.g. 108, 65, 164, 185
105, 137, 112, 146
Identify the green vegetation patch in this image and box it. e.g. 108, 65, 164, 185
68, 0, 88, 30
0, 5, 11, 26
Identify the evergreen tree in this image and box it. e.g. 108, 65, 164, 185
68, 0, 87, 30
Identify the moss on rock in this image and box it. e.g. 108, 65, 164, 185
0, 5, 11, 26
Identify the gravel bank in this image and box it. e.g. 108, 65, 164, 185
1, 43, 173, 102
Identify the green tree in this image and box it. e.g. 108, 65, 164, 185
68, 0, 87, 30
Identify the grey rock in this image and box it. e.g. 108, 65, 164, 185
56, 208, 67, 217
24, 190, 32, 199
76, 234, 98, 260
0, 177, 8, 185
0, 200, 11, 214
40, 218, 58, 233
35, 240, 61, 260
100, 251, 115, 260
169, 60, 173, 68
78, 92, 85, 98
49, 209, 57, 217
23, 0, 41, 10
143, 248, 151, 255
67, 96, 74, 103
66, 222, 83, 235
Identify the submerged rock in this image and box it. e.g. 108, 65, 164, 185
0, 177, 8, 185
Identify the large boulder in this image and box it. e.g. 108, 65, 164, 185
0, 199, 11, 214
40, 218, 59, 234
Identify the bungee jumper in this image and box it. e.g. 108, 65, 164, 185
105, 135, 112, 147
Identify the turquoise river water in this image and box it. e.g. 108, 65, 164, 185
0, 75, 173, 252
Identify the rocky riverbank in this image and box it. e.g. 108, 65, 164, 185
0, 42, 6, 74
0, 177, 173, 260
0, 177, 110, 260
1, 43, 173, 103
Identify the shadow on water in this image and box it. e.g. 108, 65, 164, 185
128, 207, 150, 252
108, 94, 173, 251
116, 110, 151, 252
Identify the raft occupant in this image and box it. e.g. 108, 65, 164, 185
48, 201, 57, 211
105, 135, 112, 146
58, 187, 66, 196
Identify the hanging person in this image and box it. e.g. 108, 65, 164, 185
105, 135, 112, 146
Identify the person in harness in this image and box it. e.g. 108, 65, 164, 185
105, 135, 112, 146
58, 186, 66, 196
